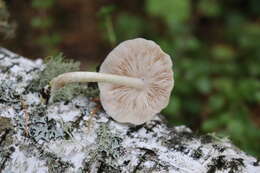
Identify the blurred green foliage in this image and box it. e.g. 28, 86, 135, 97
0, 0, 15, 38
147, 0, 191, 25
31, 0, 60, 55
98, 5, 117, 46
109, 0, 260, 156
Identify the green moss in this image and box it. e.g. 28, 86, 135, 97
28, 53, 99, 103
51, 83, 99, 103
29, 53, 80, 92
51, 84, 81, 103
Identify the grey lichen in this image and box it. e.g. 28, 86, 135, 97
0, 80, 20, 104
0, 117, 15, 170
15, 104, 67, 142
42, 151, 73, 173
207, 156, 245, 173
0, 117, 13, 133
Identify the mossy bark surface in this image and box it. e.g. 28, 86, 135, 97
0, 48, 259, 173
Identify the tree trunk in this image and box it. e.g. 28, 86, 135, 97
0, 48, 259, 173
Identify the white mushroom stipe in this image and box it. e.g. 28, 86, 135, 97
50, 72, 144, 92
50, 38, 174, 125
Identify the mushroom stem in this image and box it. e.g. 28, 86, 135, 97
50, 71, 145, 92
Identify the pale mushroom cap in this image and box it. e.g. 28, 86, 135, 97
98, 38, 174, 125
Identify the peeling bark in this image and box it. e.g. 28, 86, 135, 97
0, 48, 259, 173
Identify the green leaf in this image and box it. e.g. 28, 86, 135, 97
211, 45, 235, 61
115, 13, 144, 40
198, 0, 221, 17
163, 96, 181, 115
186, 99, 201, 114
209, 95, 225, 111
31, 17, 53, 28
98, 5, 116, 17
146, 0, 191, 25
249, 0, 260, 15
239, 23, 260, 49
202, 112, 231, 131
196, 77, 212, 94
37, 33, 61, 46
238, 79, 260, 102
32, 0, 55, 9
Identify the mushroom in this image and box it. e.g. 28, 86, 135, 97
50, 38, 174, 125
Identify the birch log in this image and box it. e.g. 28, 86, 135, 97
0, 48, 259, 173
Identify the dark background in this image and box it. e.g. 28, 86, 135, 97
1, 0, 260, 157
